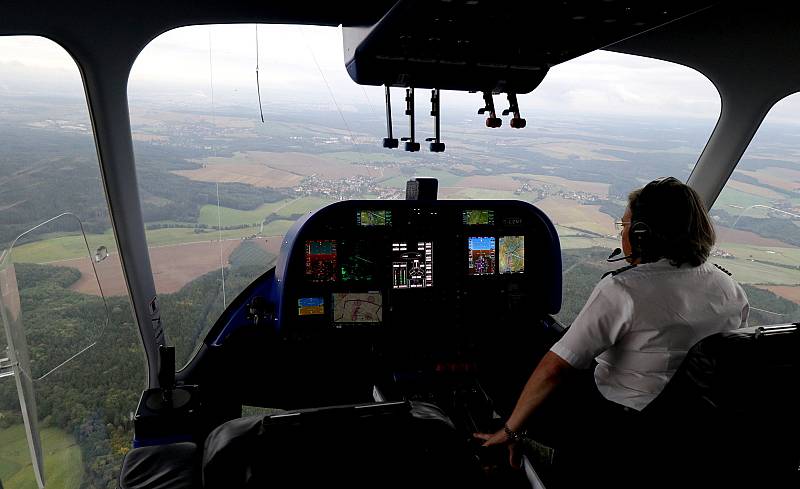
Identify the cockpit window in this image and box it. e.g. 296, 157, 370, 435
0, 37, 142, 489
128, 24, 721, 366
709, 92, 800, 326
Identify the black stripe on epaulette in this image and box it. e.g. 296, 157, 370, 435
602, 264, 636, 279
713, 263, 732, 276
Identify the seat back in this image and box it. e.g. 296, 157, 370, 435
642, 325, 800, 487
202, 401, 484, 489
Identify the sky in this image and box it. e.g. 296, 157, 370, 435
0, 24, 799, 124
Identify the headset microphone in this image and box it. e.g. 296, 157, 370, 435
606, 247, 635, 262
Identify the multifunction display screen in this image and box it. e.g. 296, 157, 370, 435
305, 240, 337, 282
392, 241, 434, 289
357, 209, 392, 227
462, 209, 495, 226
332, 292, 383, 323
467, 236, 496, 275
339, 240, 376, 282
499, 236, 525, 273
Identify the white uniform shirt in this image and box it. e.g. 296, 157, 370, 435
550, 259, 749, 411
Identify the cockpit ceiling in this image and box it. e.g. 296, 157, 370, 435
608, 3, 800, 101
0, 1, 713, 76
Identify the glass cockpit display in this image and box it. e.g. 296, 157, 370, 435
305, 240, 337, 282
499, 236, 525, 273
339, 240, 377, 282
392, 241, 433, 288
468, 236, 496, 275
462, 209, 495, 226
298, 297, 325, 316
356, 209, 392, 227
332, 292, 383, 323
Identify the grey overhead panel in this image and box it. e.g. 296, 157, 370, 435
342, 0, 715, 93
606, 3, 800, 207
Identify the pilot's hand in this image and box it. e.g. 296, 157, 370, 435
473, 430, 522, 469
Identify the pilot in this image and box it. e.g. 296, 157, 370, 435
474, 176, 749, 469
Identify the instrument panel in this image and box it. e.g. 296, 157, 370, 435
275, 200, 561, 336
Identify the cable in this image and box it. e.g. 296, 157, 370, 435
209, 28, 226, 308
256, 24, 265, 123
297, 26, 368, 173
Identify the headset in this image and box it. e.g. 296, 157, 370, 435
606, 220, 651, 262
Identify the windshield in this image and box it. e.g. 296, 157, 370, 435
0, 36, 143, 489
128, 24, 723, 366
709, 92, 800, 325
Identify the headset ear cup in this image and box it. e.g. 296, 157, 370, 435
630, 222, 650, 256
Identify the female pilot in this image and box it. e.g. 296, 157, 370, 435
474, 177, 749, 468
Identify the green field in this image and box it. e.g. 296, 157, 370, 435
197, 199, 293, 227
713, 257, 800, 285
0, 424, 83, 489
720, 243, 800, 268
8, 226, 272, 264
8, 196, 337, 264
273, 196, 336, 216
259, 220, 296, 236
713, 187, 774, 217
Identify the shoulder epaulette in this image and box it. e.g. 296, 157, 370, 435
713, 263, 733, 276
602, 264, 636, 279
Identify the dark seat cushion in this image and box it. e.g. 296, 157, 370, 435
118, 442, 200, 489
202, 401, 484, 489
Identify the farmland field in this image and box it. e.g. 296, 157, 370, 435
0, 424, 82, 489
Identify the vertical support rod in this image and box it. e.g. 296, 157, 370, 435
385, 85, 393, 140
432, 88, 441, 142
406, 87, 415, 143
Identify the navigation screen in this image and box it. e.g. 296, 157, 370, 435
305, 240, 337, 282
357, 209, 392, 227
463, 209, 495, 226
339, 240, 376, 282
298, 297, 324, 316
392, 241, 433, 288
333, 292, 383, 323
468, 236, 496, 275
499, 236, 525, 273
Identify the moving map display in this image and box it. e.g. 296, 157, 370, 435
332, 292, 383, 323
499, 236, 525, 273
392, 241, 434, 288
468, 236, 496, 275
298, 297, 325, 316
357, 209, 392, 227
462, 209, 495, 226
305, 240, 337, 282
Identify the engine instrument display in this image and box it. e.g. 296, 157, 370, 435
332, 292, 383, 323
357, 209, 392, 227
462, 209, 495, 226
499, 236, 525, 274
305, 240, 337, 282
298, 297, 325, 316
468, 236, 496, 275
392, 241, 433, 289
